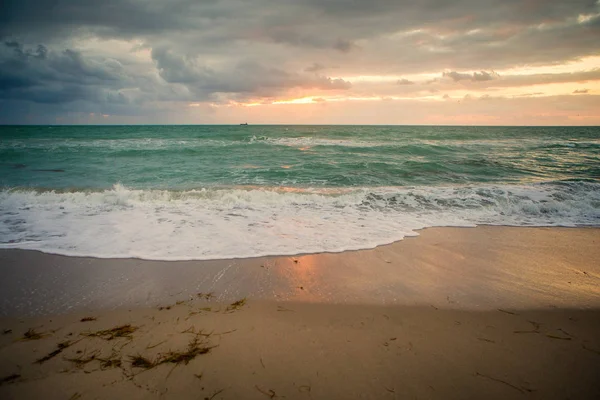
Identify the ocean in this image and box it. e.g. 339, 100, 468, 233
0, 125, 599, 260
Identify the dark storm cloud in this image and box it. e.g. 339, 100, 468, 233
151, 47, 351, 98
0, 40, 130, 104
0, 0, 197, 39
2, 1, 598, 52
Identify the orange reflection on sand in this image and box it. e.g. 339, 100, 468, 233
276, 186, 305, 193
276, 254, 324, 301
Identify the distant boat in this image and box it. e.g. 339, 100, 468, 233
240, 122, 248, 126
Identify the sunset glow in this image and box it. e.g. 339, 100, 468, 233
1, 0, 599, 124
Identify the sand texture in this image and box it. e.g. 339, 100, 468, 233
0, 226, 599, 399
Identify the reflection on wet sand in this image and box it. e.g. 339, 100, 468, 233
1, 226, 599, 317
273, 255, 325, 302
268, 226, 600, 310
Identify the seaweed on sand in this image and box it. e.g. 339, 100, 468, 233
129, 354, 156, 369
20, 328, 49, 341
128, 330, 216, 372
205, 389, 225, 400
35, 340, 74, 364
0, 374, 20, 386
157, 332, 216, 366
197, 292, 215, 300
255, 385, 278, 398
81, 324, 138, 340
225, 298, 247, 312
65, 351, 99, 368
98, 352, 122, 370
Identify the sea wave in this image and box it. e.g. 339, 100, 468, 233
0, 181, 598, 260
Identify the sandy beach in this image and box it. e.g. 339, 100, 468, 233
1, 226, 599, 399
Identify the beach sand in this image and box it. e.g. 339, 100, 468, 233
0, 226, 599, 399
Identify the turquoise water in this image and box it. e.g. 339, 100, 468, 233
0, 125, 599, 260
1, 125, 599, 189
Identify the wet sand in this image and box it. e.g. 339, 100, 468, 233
0, 226, 599, 399
0, 226, 598, 316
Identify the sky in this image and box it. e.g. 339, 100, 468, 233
0, 0, 599, 125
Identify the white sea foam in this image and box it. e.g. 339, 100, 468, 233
250, 136, 387, 148
0, 138, 235, 151
0, 182, 598, 260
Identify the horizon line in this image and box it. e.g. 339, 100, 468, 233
1, 124, 599, 128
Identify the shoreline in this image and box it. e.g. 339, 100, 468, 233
1, 226, 599, 317
2, 224, 598, 263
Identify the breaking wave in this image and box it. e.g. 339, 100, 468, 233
1, 181, 598, 260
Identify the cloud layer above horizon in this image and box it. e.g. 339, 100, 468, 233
1, 0, 599, 124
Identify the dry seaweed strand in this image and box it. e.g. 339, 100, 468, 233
186, 306, 214, 320
157, 332, 217, 366
255, 385, 277, 398
197, 292, 215, 300
129, 331, 216, 373
204, 388, 225, 400
181, 326, 196, 334
36, 340, 81, 364
80, 317, 97, 322
226, 298, 247, 312
497, 309, 517, 315
146, 339, 167, 350
129, 354, 156, 369
65, 351, 100, 369
546, 334, 571, 340
475, 372, 533, 394
98, 351, 122, 370
514, 320, 541, 334
0, 374, 20, 386
81, 324, 138, 340
19, 328, 49, 341
582, 343, 600, 355
213, 329, 237, 336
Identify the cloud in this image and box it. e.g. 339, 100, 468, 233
304, 63, 327, 72
573, 88, 589, 93
470, 69, 600, 89
332, 39, 356, 53
0, 40, 131, 105
151, 47, 351, 101
512, 92, 545, 97
443, 70, 497, 82
0, 0, 599, 122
